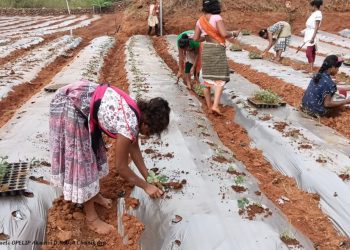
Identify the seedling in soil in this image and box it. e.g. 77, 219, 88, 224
147, 170, 169, 189
253, 89, 282, 104
280, 230, 300, 247
193, 83, 205, 97
234, 176, 245, 186
237, 197, 250, 209
229, 44, 242, 52
249, 51, 263, 59
227, 166, 235, 174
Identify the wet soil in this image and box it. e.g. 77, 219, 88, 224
280, 235, 302, 247
231, 185, 247, 193
152, 36, 349, 249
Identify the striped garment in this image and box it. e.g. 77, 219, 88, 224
201, 42, 230, 83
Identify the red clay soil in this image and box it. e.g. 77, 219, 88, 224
44, 13, 146, 250
152, 36, 349, 249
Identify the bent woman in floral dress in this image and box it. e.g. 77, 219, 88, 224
49, 80, 170, 234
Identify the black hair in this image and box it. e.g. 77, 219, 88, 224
138, 97, 170, 135
310, 0, 323, 9
313, 55, 343, 83
202, 0, 221, 14
258, 29, 268, 38
178, 34, 190, 49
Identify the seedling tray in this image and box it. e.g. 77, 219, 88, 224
343, 61, 350, 67
44, 83, 67, 92
248, 98, 286, 108
0, 162, 31, 196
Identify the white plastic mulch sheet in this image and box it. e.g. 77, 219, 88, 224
238, 34, 350, 77
124, 35, 314, 250
0, 16, 47, 30
166, 34, 350, 237
0, 16, 55, 32
0, 35, 81, 100
0, 37, 44, 58
339, 29, 350, 39
0, 15, 76, 36
0, 35, 115, 250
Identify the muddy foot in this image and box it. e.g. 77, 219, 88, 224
211, 108, 223, 116
94, 193, 112, 209
86, 217, 114, 235
186, 85, 192, 90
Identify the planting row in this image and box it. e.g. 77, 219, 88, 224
0, 35, 115, 249
0, 35, 81, 100
124, 35, 313, 249
165, 35, 350, 237
0, 36, 44, 58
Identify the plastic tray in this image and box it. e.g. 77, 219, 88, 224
0, 162, 31, 196
248, 98, 286, 108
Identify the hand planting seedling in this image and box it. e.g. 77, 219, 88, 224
0, 156, 9, 179
229, 44, 242, 52
147, 170, 169, 189
249, 51, 263, 59
253, 89, 282, 104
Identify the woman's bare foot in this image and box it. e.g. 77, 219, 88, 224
186, 84, 192, 90
86, 216, 115, 235
94, 193, 112, 209
211, 107, 223, 116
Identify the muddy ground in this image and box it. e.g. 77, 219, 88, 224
2, 1, 350, 249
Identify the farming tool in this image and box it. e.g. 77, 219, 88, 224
296, 40, 310, 54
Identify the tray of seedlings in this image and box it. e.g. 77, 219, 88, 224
0, 157, 31, 196
241, 29, 251, 36
248, 89, 286, 108
248, 51, 263, 59
229, 44, 242, 52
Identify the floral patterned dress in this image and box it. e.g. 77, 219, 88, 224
49, 80, 138, 204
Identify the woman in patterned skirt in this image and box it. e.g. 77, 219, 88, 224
49, 80, 170, 234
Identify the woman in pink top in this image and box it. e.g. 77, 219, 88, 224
50, 80, 170, 235
194, 0, 238, 115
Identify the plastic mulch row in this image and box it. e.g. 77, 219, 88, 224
0, 162, 30, 196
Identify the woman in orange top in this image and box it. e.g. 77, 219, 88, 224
194, 0, 238, 115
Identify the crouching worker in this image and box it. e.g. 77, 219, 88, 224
301, 55, 350, 117
50, 80, 170, 235
177, 30, 201, 90
259, 21, 292, 62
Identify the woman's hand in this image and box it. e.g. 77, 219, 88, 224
144, 183, 164, 198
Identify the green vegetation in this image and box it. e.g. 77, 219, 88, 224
248, 51, 263, 59
0, 156, 9, 179
229, 44, 242, 52
254, 89, 282, 104
234, 175, 245, 186
241, 29, 251, 36
146, 170, 169, 189
0, 0, 116, 9
237, 197, 249, 209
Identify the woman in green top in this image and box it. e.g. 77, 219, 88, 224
176, 30, 201, 90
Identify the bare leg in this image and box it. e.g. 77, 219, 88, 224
309, 62, 314, 73
275, 50, 283, 62
185, 73, 192, 90
211, 85, 224, 115
84, 195, 114, 235
203, 86, 212, 111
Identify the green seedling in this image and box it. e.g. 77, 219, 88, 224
254, 89, 282, 104
227, 166, 235, 173
248, 51, 263, 59
147, 170, 169, 189
229, 44, 242, 52
0, 156, 9, 179
193, 84, 205, 97
280, 230, 296, 242
237, 197, 250, 209
234, 175, 245, 186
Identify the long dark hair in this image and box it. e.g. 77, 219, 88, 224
137, 97, 170, 136
202, 0, 221, 14
313, 55, 343, 83
178, 34, 190, 49
310, 0, 323, 9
